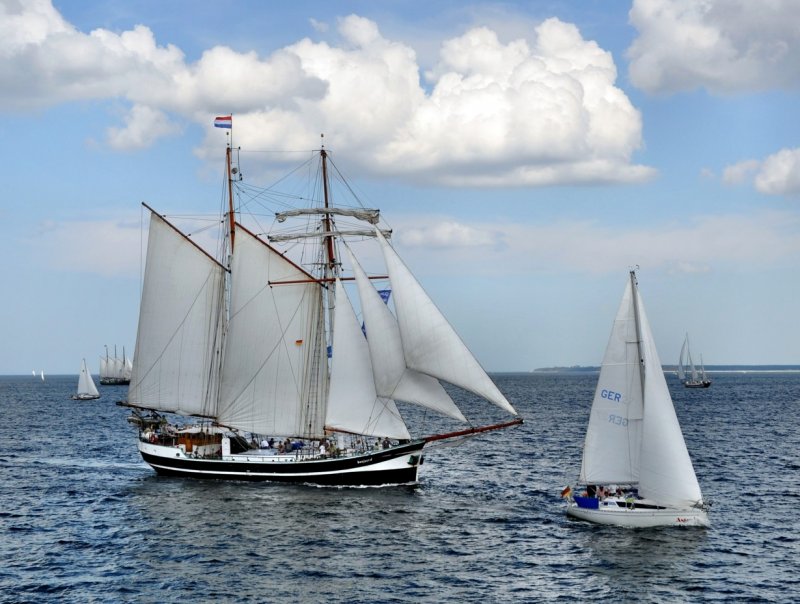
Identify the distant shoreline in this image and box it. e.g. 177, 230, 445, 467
528, 365, 800, 374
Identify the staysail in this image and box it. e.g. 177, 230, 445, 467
326, 278, 411, 439
128, 212, 226, 416
579, 277, 643, 485
347, 247, 467, 422
375, 229, 516, 416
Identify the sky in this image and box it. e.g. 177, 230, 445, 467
1, 0, 798, 375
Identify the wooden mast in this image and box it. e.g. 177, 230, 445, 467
226, 144, 236, 250
320, 147, 336, 273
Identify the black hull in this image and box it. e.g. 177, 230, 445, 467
100, 378, 131, 385
684, 382, 711, 388
139, 441, 424, 486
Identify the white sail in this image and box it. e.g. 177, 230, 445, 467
77, 358, 100, 397
112, 356, 124, 380
636, 293, 704, 507
128, 212, 226, 417
217, 226, 328, 436
347, 248, 467, 422
375, 229, 516, 415
99, 357, 108, 379
124, 357, 133, 380
326, 279, 411, 439
579, 278, 644, 485
677, 336, 687, 380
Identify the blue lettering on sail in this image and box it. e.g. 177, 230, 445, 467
608, 414, 628, 427
601, 389, 622, 402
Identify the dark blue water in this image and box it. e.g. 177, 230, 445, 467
1, 372, 798, 603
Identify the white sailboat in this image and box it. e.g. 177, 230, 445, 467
678, 334, 712, 388
564, 271, 710, 527
121, 138, 522, 486
72, 358, 101, 400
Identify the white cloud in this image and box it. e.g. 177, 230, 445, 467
722, 159, 760, 185
388, 210, 800, 278
106, 105, 182, 150
628, 0, 800, 94
0, 2, 652, 187
722, 148, 800, 196
398, 221, 499, 248
755, 148, 800, 196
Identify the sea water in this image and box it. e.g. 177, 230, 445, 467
0, 372, 798, 603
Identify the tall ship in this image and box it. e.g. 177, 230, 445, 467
121, 130, 522, 485
99, 345, 133, 385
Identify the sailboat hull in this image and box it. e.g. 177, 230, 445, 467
137, 439, 425, 486
566, 501, 710, 528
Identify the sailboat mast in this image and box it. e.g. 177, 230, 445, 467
630, 270, 647, 400
320, 148, 336, 274
226, 145, 236, 250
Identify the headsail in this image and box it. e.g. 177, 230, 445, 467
326, 278, 411, 439
375, 229, 516, 415
636, 291, 703, 507
347, 247, 467, 422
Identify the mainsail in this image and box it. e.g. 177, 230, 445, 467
216, 225, 328, 437
579, 277, 643, 485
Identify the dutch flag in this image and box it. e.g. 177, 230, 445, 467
214, 115, 232, 128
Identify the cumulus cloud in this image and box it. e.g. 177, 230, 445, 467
106, 104, 182, 150
722, 148, 800, 196
755, 148, 800, 196
0, 2, 652, 186
627, 0, 800, 94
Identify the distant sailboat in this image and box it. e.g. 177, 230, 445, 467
563, 271, 710, 527
100, 345, 133, 385
40, 370, 44, 381
677, 334, 712, 388
72, 358, 101, 400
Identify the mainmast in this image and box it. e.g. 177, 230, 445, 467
320, 147, 336, 276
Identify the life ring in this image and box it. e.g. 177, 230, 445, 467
149, 433, 158, 443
